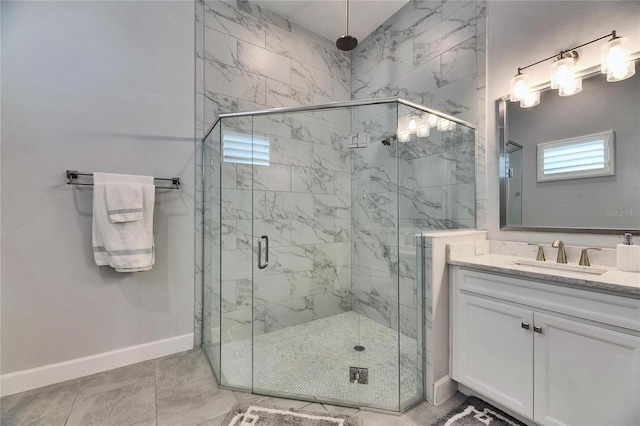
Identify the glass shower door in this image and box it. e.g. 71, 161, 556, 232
351, 102, 401, 410
250, 109, 361, 405
218, 116, 255, 391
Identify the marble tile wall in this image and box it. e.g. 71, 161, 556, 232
351, 0, 486, 227
350, 0, 485, 336
197, 0, 486, 356
196, 0, 352, 348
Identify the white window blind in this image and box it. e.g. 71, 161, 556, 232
537, 131, 614, 182
223, 131, 269, 166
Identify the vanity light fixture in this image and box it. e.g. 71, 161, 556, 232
550, 53, 582, 96
427, 114, 439, 127
510, 30, 635, 108
509, 72, 532, 103
602, 34, 635, 81
520, 90, 540, 108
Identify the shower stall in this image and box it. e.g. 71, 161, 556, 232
201, 98, 476, 412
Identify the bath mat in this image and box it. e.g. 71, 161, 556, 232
433, 397, 527, 426
220, 403, 362, 426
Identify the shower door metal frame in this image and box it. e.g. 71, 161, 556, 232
201, 98, 475, 143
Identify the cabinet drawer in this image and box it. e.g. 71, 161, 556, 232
453, 267, 640, 332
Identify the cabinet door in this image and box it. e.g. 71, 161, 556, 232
453, 293, 534, 418
534, 313, 640, 426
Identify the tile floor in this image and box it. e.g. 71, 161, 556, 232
0, 349, 466, 426
213, 311, 420, 410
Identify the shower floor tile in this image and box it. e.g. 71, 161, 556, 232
216, 311, 420, 410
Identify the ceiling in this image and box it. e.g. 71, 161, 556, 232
256, 0, 410, 43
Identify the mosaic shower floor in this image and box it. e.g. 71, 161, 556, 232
214, 311, 420, 411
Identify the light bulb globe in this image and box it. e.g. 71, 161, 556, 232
602, 37, 635, 82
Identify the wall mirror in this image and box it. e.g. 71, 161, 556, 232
499, 57, 640, 233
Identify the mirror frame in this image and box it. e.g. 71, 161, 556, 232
499, 56, 640, 234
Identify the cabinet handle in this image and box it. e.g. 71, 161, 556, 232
534, 325, 542, 334
521, 322, 530, 330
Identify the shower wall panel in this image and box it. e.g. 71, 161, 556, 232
195, 0, 351, 346
350, 104, 400, 333
214, 111, 354, 347
350, 106, 476, 339
350, 0, 485, 336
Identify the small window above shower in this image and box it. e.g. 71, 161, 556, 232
223, 131, 270, 166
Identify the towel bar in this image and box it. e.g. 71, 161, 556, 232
66, 170, 181, 190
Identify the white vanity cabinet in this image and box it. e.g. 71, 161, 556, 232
451, 267, 640, 426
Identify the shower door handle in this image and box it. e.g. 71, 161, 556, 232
258, 235, 269, 269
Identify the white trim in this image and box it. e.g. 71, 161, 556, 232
0, 333, 193, 397
433, 375, 458, 406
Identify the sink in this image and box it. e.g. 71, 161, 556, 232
512, 260, 607, 276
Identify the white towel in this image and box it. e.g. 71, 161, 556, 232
106, 182, 144, 223
92, 172, 155, 272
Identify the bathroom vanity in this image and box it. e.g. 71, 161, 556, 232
448, 241, 640, 426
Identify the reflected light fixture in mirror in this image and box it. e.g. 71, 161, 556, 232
437, 119, 455, 131
408, 116, 418, 134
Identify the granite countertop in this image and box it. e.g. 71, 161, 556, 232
447, 246, 640, 298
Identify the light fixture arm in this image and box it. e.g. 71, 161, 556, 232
516, 30, 616, 74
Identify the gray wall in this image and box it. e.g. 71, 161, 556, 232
486, 1, 640, 247
1, 1, 195, 374
508, 71, 640, 228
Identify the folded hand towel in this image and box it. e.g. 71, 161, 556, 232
92, 173, 155, 272
105, 182, 144, 223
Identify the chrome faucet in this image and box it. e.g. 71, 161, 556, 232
579, 247, 601, 266
551, 240, 567, 263
528, 243, 546, 261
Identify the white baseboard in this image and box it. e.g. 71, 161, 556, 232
433, 375, 458, 405
0, 333, 193, 397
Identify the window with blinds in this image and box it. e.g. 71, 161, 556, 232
223, 131, 269, 166
537, 131, 615, 182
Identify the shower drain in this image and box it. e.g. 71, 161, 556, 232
353, 345, 365, 351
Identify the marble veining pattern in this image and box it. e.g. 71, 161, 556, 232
197, 0, 353, 352
348, 0, 483, 338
